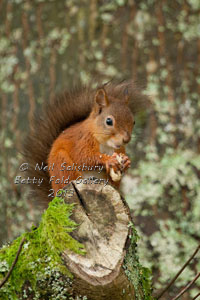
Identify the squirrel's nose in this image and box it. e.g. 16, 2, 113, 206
123, 132, 131, 144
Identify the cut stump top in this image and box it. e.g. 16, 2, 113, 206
62, 182, 130, 286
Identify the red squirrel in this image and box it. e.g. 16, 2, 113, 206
23, 81, 148, 206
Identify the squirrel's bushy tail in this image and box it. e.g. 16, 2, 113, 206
23, 85, 94, 206
22, 81, 149, 206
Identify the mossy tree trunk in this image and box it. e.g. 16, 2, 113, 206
0, 183, 153, 300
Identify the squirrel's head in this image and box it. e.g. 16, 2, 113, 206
91, 88, 134, 149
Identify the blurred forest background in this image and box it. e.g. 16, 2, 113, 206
0, 0, 200, 299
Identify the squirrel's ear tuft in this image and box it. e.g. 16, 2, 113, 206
95, 89, 109, 107
124, 87, 130, 105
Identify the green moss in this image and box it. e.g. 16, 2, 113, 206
0, 196, 85, 300
123, 222, 154, 300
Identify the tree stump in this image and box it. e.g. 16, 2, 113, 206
0, 182, 152, 300
63, 182, 135, 300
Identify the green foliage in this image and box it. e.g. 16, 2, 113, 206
0, 197, 85, 300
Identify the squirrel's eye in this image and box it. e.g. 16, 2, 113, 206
106, 117, 113, 126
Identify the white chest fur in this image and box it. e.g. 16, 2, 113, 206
99, 144, 115, 156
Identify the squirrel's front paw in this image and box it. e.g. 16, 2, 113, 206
105, 155, 121, 175
109, 153, 131, 182
105, 155, 121, 182
113, 153, 131, 172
